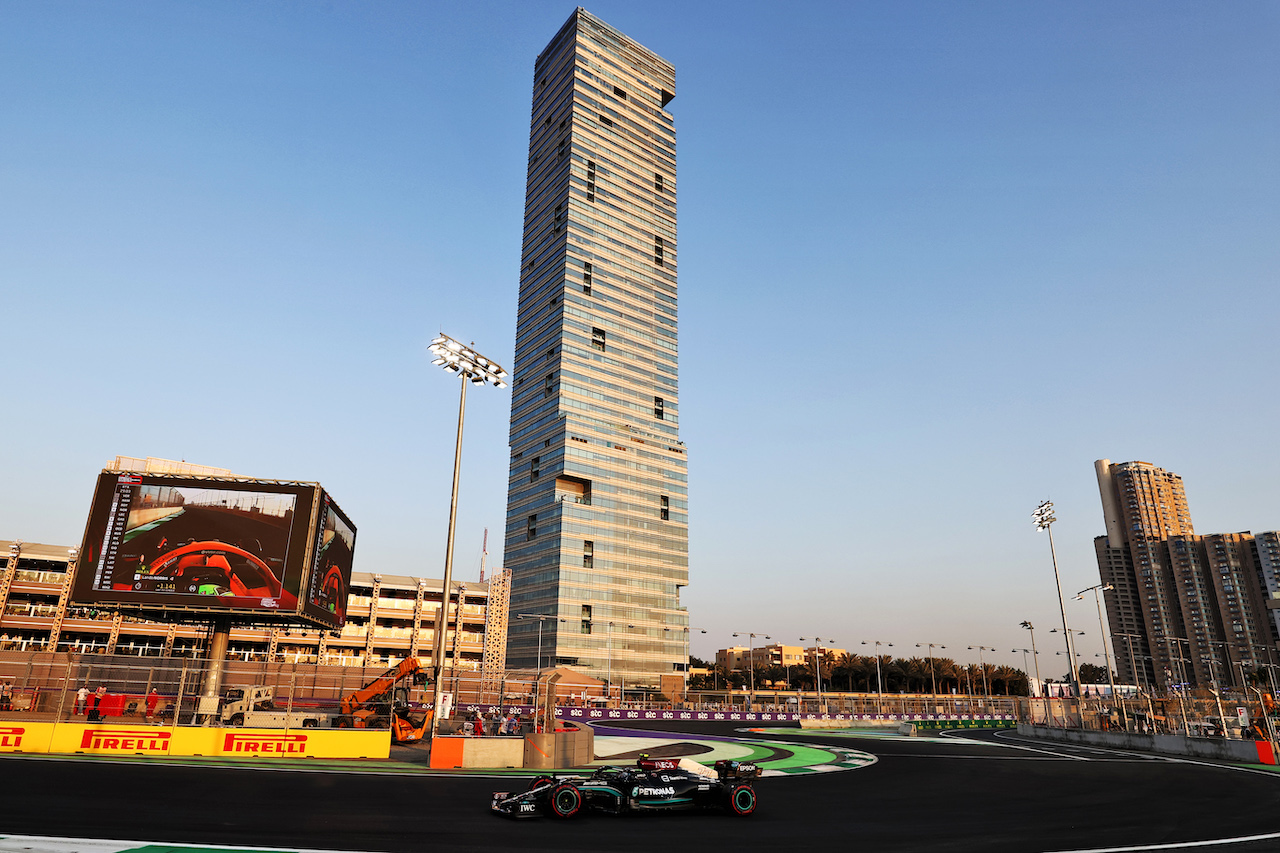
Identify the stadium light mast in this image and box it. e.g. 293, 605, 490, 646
1034, 500, 1081, 703
428, 333, 507, 739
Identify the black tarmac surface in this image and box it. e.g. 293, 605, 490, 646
3, 721, 1280, 852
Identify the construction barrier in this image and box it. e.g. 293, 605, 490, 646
0, 720, 389, 759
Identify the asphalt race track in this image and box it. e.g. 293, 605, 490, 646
3, 721, 1280, 852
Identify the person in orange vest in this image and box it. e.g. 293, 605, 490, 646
145, 689, 160, 721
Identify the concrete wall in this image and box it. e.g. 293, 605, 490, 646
460, 737, 523, 768
523, 721, 594, 769
1018, 724, 1275, 765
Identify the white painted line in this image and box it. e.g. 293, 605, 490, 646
1044, 830, 1280, 852
0, 835, 380, 853
937, 729, 1090, 761
990, 730, 1280, 777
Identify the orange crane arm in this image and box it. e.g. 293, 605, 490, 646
340, 657, 425, 714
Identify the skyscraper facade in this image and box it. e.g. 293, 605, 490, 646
1094, 459, 1279, 689
502, 9, 688, 686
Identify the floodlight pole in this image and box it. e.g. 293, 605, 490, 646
1034, 501, 1080, 708
430, 374, 467, 737
425, 334, 507, 741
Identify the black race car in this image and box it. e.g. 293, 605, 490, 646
491, 756, 760, 819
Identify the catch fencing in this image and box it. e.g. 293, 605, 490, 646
0, 650, 1259, 736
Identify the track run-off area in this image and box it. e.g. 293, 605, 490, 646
3, 720, 1280, 852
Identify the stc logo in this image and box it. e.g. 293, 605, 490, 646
222, 733, 307, 755
0, 726, 24, 749
80, 729, 171, 752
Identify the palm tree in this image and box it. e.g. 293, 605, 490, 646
902, 657, 929, 693
933, 657, 960, 695
993, 665, 1026, 695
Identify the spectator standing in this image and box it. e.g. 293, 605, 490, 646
145, 689, 159, 721
74, 686, 89, 715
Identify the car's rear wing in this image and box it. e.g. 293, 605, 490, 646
714, 760, 761, 781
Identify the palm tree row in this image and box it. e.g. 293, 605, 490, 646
691, 652, 1031, 696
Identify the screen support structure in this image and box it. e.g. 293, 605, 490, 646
200, 616, 233, 724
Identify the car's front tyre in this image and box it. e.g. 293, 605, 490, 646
548, 783, 582, 818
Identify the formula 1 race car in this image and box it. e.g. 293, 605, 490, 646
491, 756, 760, 819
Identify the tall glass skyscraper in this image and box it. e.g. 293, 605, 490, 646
503, 8, 688, 687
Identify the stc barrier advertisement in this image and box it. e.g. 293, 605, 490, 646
0, 722, 389, 759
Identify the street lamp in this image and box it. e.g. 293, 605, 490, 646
861, 641, 893, 712
1033, 500, 1080, 697
516, 613, 566, 672
1050, 626, 1086, 694
915, 643, 945, 697
800, 637, 835, 710
1020, 621, 1043, 698
427, 333, 507, 739
968, 646, 993, 696
1076, 583, 1119, 711
607, 622, 635, 702
732, 632, 770, 698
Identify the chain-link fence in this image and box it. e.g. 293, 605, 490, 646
0, 650, 543, 731
0, 649, 1263, 739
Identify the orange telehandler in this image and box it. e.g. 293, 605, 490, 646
1244, 691, 1277, 742
333, 656, 435, 744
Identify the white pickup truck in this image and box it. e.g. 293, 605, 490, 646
221, 685, 329, 729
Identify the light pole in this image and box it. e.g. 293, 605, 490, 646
968, 646, 993, 696
915, 643, 945, 697
517, 614, 566, 672
1153, 635, 1192, 736
732, 632, 770, 700
663, 626, 707, 675
1020, 621, 1043, 697
1050, 627, 1085, 693
861, 640, 893, 714
427, 333, 507, 739
1076, 584, 1118, 704
1033, 500, 1080, 698
607, 622, 635, 702
800, 637, 835, 711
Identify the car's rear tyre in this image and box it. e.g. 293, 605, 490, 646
728, 784, 756, 816
548, 783, 582, 818
528, 775, 555, 792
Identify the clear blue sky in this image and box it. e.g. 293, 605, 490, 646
3, 1, 1277, 672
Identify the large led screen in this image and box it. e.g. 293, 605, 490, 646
73, 471, 324, 621
301, 491, 356, 630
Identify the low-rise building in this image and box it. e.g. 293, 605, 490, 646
1, 538, 507, 670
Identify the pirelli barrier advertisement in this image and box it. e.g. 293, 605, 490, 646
0, 722, 389, 759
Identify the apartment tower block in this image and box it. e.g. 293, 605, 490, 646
1095, 459, 1279, 690
503, 9, 688, 686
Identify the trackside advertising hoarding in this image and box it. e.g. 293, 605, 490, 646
72, 471, 355, 629
0, 722, 389, 759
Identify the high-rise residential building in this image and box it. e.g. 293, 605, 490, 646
502, 9, 688, 686
1255, 531, 1280, 640
1094, 459, 1279, 689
